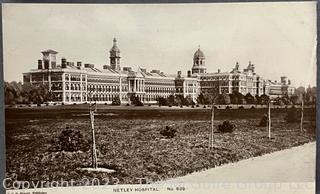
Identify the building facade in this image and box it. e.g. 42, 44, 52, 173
23, 38, 294, 104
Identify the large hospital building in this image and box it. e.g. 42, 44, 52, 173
23, 38, 294, 104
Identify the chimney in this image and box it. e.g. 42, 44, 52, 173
218, 69, 221, 73
61, 58, 67, 68
77, 61, 82, 68
187, 70, 191, 77
177, 71, 182, 78
38, 60, 43, 69
280, 76, 287, 85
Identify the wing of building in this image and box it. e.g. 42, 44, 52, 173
23, 38, 294, 104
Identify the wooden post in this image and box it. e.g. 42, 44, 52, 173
211, 104, 214, 149
90, 102, 98, 169
300, 95, 304, 132
268, 101, 271, 139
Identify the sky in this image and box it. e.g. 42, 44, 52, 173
2, 2, 317, 87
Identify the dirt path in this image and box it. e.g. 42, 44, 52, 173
166, 142, 316, 183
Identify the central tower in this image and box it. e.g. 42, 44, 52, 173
191, 46, 207, 74
109, 38, 121, 71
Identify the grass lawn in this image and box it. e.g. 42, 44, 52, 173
5, 108, 316, 186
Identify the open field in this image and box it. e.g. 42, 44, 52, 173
5, 106, 316, 186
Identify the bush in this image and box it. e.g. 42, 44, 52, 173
148, 104, 151, 107
251, 106, 255, 109
285, 108, 300, 123
238, 106, 244, 109
191, 105, 194, 108
259, 114, 268, 127
54, 127, 89, 152
126, 103, 130, 106
180, 105, 183, 108
112, 96, 121, 106
203, 105, 206, 108
196, 104, 199, 107
160, 126, 177, 138
218, 121, 235, 133
226, 106, 231, 109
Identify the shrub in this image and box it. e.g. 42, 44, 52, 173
196, 104, 199, 107
226, 106, 231, 109
62, 103, 65, 105
37, 103, 41, 107
148, 104, 151, 107
285, 108, 300, 123
191, 105, 194, 108
169, 105, 172, 107
251, 106, 255, 109
112, 96, 121, 106
160, 126, 177, 138
180, 105, 183, 108
259, 114, 268, 127
238, 106, 244, 109
203, 105, 206, 108
54, 127, 89, 152
218, 120, 235, 133
126, 103, 130, 106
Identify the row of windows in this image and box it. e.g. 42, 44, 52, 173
87, 78, 120, 84
145, 87, 175, 94
87, 85, 128, 93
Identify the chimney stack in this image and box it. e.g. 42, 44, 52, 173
38, 60, 43, 69
187, 70, 191, 77
61, 58, 67, 68
77, 61, 82, 68
177, 71, 182, 78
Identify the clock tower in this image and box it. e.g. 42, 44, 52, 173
109, 38, 121, 71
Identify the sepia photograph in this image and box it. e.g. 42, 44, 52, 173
2, 1, 317, 194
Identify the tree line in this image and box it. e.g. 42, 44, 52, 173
4, 81, 317, 106
5, 81, 52, 105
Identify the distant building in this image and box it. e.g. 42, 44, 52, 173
23, 38, 294, 104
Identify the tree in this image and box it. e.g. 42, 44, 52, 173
112, 96, 121, 105
185, 95, 195, 106
167, 95, 175, 106
255, 94, 261, 104
214, 93, 231, 105
245, 93, 255, 104
260, 94, 270, 105
230, 92, 239, 104
197, 93, 205, 105
290, 95, 300, 105
158, 97, 168, 106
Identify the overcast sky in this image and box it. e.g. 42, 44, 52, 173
3, 2, 317, 87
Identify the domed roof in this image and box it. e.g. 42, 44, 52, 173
194, 48, 205, 59
110, 38, 120, 53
